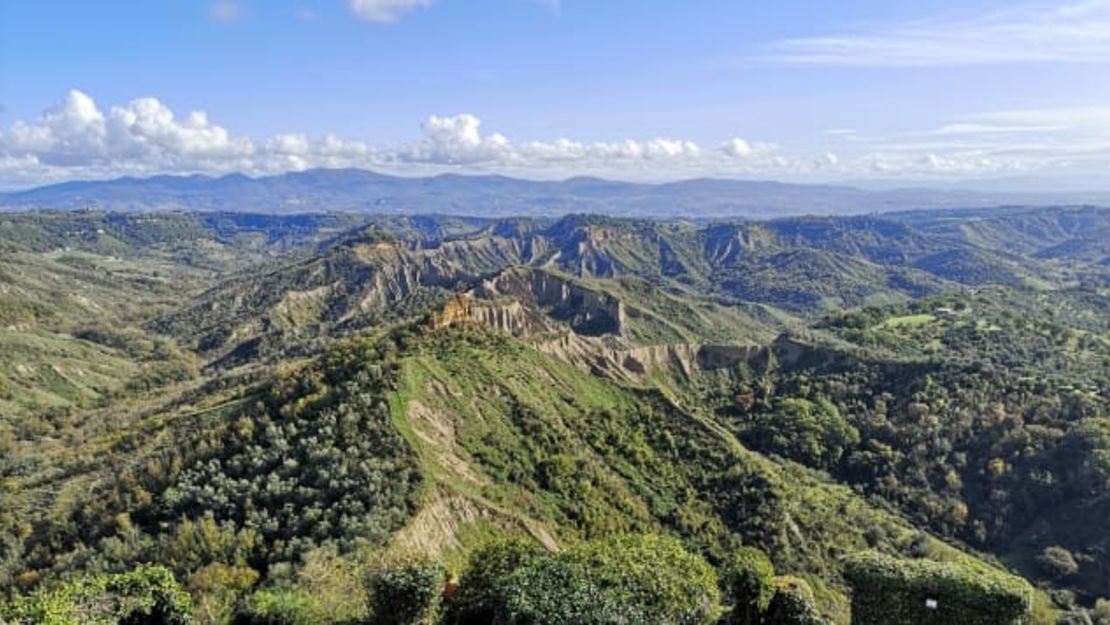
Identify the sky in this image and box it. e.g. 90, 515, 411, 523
1, 0, 1110, 189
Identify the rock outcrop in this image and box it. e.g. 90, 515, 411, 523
474, 268, 626, 336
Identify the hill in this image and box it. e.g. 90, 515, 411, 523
2, 207, 1110, 624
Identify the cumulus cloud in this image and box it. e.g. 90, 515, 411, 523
0, 90, 786, 187
4, 89, 1110, 188
0, 90, 255, 174
769, 0, 1110, 66
348, 0, 434, 22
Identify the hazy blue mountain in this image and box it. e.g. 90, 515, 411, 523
6, 168, 1109, 217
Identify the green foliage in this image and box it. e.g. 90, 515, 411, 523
290, 547, 370, 624
738, 287, 1110, 597
843, 551, 1031, 625
188, 562, 260, 625
764, 576, 826, 625
158, 335, 422, 562
722, 546, 776, 625
241, 587, 317, 625
742, 398, 859, 470
159, 515, 262, 578
1036, 547, 1079, 580
443, 538, 546, 625
1061, 418, 1110, 492
368, 557, 446, 625
449, 534, 720, 625
7, 209, 1108, 624
0, 564, 191, 625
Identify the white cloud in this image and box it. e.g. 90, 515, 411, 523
769, 0, 1110, 66
4, 90, 1110, 188
348, 0, 434, 22
0, 91, 783, 187
721, 138, 754, 158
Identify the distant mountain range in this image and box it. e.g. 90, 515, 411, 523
4, 168, 1109, 217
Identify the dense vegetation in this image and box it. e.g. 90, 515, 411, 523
1, 206, 1108, 624
713, 287, 1110, 602
844, 552, 1031, 625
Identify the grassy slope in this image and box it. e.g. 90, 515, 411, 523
0, 248, 207, 421
383, 325, 1054, 623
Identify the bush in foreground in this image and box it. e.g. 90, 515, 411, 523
369, 557, 446, 625
447, 534, 720, 625
722, 546, 777, 625
843, 551, 1031, 625
0, 564, 192, 625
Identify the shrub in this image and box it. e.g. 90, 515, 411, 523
843, 551, 1031, 625
292, 547, 370, 624
906, 533, 932, 559
188, 563, 259, 625
722, 546, 776, 625
1090, 599, 1110, 625
764, 576, 825, 625
492, 534, 720, 625
1036, 546, 1080, 580
241, 587, 317, 625
1, 564, 192, 625
368, 558, 446, 625
443, 537, 545, 625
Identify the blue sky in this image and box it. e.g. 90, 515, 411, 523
1, 0, 1109, 188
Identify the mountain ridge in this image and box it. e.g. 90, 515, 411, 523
7, 168, 1110, 218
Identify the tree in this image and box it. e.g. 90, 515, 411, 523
1062, 418, 1110, 492
722, 546, 776, 625
745, 398, 860, 470
764, 576, 825, 625
0, 565, 192, 625
188, 562, 259, 625
368, 557, 446, 625
1036, 546, 1079, 580
451, 534, 720, 625
443, 538, 545, 625
242, 587, 317, 625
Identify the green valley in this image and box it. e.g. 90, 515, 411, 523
1, 205, 1108, 625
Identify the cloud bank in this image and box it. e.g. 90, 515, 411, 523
1, 90, 1108, 188
0, 90, 797, 187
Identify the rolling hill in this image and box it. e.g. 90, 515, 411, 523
2, 206, 1109, 624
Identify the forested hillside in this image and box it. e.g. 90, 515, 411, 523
1, 206, 1108, 624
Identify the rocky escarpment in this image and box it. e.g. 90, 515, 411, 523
429, 268, 766, 381
153, 232, 531, 356
473, 267, 626, 336
533, 332, 765, 381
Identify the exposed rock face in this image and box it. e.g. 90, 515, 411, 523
467, 299, 553, 337
474, 268, 626, 336
430, 295, 472, 330
156, 233, 530, 352
424, 266, 768, 380
533, 333, 765, 380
